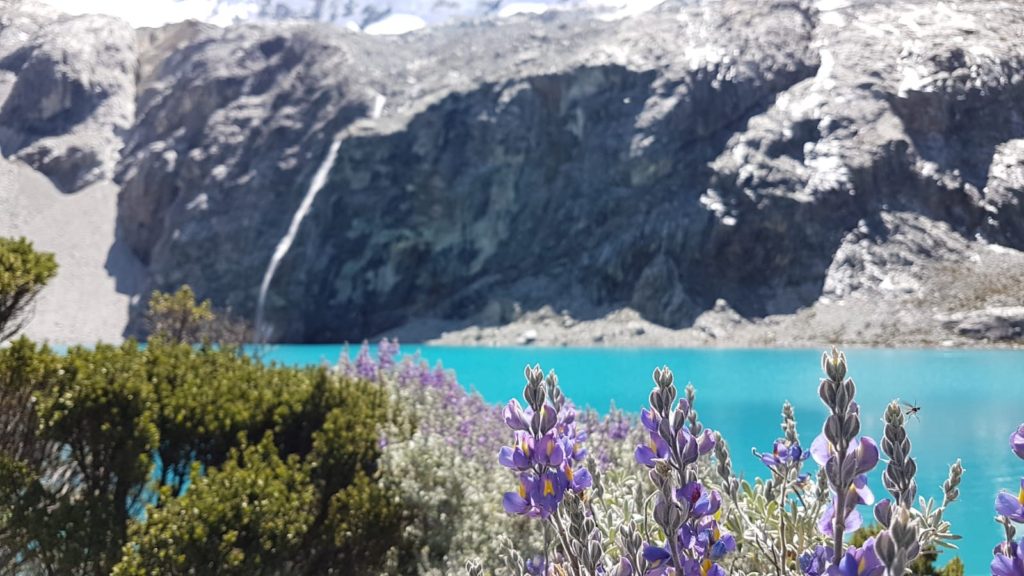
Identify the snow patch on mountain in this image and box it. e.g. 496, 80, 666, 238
41, 0, 667, 31
41, 0, 258, 27
362, 13, 427, 35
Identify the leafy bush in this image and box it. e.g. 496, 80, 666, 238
113, 435, 316, 576
143, 341, 304, 495
0, 341, 157, 575
0, 237, 57, 341
0, 302, 409, 575
145, 285, 251, 345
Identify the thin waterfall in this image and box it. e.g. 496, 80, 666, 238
255, 93, 386, 339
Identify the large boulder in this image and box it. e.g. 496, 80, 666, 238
0, 8, 136, 192
939, 307, 1024, 341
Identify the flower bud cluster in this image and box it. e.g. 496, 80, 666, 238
881, 401, 918, 509
636, 367, 735, 576
875, 506, 920, 576
500, 366, 592, 518
816, 347, 879, 563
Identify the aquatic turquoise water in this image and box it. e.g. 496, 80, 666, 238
261, 344, 1024, 575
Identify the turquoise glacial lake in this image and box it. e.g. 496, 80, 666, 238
261, 345, 1024, 575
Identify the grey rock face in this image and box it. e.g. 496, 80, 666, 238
5, 0, 1023, 344
117, 21, 378, 312
117, 0, 1024, 343
262, 1, 824, 340
0, 6, 136, 192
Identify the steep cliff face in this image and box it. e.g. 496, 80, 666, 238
117, 20, 378, 311
2, 0, 1023, 344
261, 0, 1024, 342
105, 0, 829, 340
265, 1, 824, 340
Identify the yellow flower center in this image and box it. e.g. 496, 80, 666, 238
544, 479, 555, 496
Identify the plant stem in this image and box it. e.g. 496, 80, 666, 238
778, 469, 788, 576
832, 453, 847, 564
553, 509, 582, 576
668, 521, 686, 576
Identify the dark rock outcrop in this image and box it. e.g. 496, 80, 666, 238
939, 307, 1024, 341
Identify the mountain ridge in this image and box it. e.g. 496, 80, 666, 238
1, 0, 1022, 346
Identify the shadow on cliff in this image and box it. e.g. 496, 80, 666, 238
105, 217, 148, 338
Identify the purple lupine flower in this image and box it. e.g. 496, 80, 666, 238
501, 470, 565, 518
850, 436, 880, 475
676, 426, 700, 466
676, 481, 722, 519
498, 433, 533, 471
1012, 424, 1024, 461
641, 408, 659, 432
641, 544, 672, 576
503, 399, 531, 431
810, 434, 879, 474
817, 499, 863, 537
800, 545, 831, 576
677, 515, 734, 563
706, 563, 727, 576
534, 433, 565, 467
697, 429, 716, 455
993, 539, 1024, 576
377, 337, 399, 369
353, 341, 377, 380
826, 537, 884, 576
502, 474, 535, 515
525, 556, 546, 576
996, 478, 1024, 523
709, 533, 737, 561
560, 461, 592, 493
499, 367, 592, 520
533, 469, 564, 515
635, 431, 670, 468
849, 474, 875, 506
758, 439, 811, 468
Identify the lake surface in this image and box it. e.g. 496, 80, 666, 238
261, 344, 1024, 575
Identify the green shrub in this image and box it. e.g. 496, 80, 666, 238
113, 435, 316, 576
0, 328, 406, 574
0, 341, 158, 575
143, 341, 305, 495
145, 285, 251, 345
0, 237, 57, 341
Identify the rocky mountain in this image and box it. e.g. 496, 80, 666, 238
1, 0, 1023, 345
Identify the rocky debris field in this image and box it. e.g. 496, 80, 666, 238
0, 0, 1022, 347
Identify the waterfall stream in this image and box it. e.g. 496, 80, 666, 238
255, 93, 386, 339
